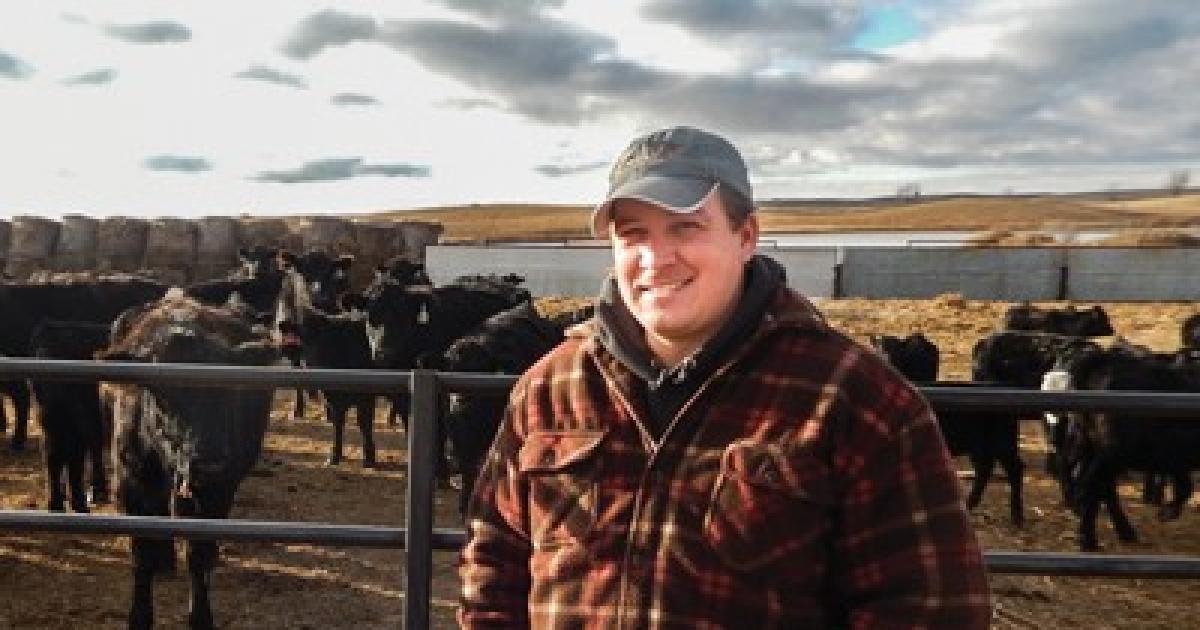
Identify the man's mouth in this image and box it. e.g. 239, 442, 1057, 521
637, 278, 692, 298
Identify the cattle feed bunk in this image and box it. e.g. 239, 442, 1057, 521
4, 359, 1200, 628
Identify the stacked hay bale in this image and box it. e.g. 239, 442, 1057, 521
96, 217, 149, 274
398, 221, 443, 263
52, 214, 99, 271
194, 216, 240, 281
0, 220, 10, 277
5, 216, 60, 279
351, 221, 407, 287
238, 217, 303, 253
142, 218, 198, 285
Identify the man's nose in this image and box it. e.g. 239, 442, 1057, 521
637, 235, 677, 269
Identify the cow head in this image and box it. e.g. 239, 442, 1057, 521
236, 245, 282, 280
360, 278, 436, 367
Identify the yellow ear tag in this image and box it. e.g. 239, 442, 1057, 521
418, 303, 430, 325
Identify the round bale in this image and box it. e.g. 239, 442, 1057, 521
96, 217, 149, 272
195, 216, 240, 280
398, 221, 444, 263
143, 218, 198, 282
53, 214, 99, 271
5, 215, 61, 279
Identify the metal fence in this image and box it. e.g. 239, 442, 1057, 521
3, 358, 1200, 628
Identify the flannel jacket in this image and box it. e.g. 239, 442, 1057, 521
459, 286, 992, 629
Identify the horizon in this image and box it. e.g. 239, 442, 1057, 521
3, 1, 1199, 220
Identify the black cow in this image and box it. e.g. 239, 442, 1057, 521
1001, 302, 1115, 337
274, 255, 377, 466
873, 332, 1028, 524
419, 302, 592, 516
952, 330, 1095, 525
869, 333, 938, 383
1051, 344, 1200, 551
274, 251, 354, 420
361, 273, 531, 478
1181, 313, 1200, 349
28, 320, 112, 512
0, 276, 168, 450
99, 291, 280, 630
184, 246, 283, 320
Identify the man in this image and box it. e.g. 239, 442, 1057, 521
459, 126, 991, 628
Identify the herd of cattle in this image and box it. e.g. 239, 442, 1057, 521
0, 247, 588, 630
3, 249, 1200, 627
873, 303, 1200, 552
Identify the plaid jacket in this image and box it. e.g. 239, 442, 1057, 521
459, 287, 991, 629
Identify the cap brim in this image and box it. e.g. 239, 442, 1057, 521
591, 177, 717, 237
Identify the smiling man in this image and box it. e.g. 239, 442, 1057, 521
459, 126, 992, 629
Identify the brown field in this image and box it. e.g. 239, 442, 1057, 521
2, 295, 1200, 629
357, 190, 1200, 243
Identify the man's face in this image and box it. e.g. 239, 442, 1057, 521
610, 191, 758, 362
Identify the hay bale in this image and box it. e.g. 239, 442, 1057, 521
302, 216, 357, 254
194, 216, 240, 280
0, 220, 11, 273
53, 214, 99, 271
143, 218, 198, 281
5, 216, 60, 279
398, 221, 444, 262
352, 222, 405, 285
237, 218, 303, 252
96, 217, 149, 272
1090, 229, 1200, 247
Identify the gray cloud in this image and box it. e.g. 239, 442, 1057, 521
0, 50, 33, 79
436, 97, 499, 111
234, 65, 307, 89
284, 1, 1200, 177
104, 20, 191, 44
144, 155, 212, 173
534, 161, 608, 177
63, 68, 117, 86
433, 0, 565, 21
282, 10, 378, 60
252, 158, 431, 183
331, 92, 379, 106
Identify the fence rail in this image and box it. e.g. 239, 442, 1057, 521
3, 358, 1200, 628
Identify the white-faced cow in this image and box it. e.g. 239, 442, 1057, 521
273, 252, 378, 466
98, 290, 280, 630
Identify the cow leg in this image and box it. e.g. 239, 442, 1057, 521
10, 383, 30, 451
45, 440, 67, 512
356, 400, 377, 468
1142, 472, 1165, 506
998, 450, 1025, 526
327, 402, 346, 466
66, 452, 90, 514
964, 451, 995, 511
129, 557, 156, 630
186, 541, 217, 630
1159, 469, 1192, 521
1096, 465, 1137, 545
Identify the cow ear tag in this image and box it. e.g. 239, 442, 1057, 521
418, 303, 430, 325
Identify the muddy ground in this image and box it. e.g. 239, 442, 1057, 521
3, 296, 1200, 629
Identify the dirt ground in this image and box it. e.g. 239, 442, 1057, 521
3, 296, 1200, 629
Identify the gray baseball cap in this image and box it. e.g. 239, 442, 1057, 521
591, 126, 753, 237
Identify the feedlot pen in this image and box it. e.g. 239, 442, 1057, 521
2, 359, 1200, 629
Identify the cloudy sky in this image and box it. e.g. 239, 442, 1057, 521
2, 0, 1198, 219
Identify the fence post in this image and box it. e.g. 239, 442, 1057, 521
405, 370, 437, 629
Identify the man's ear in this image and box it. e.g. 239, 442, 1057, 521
740, 212, 760, 260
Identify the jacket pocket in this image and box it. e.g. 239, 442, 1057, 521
703, 440, 834, 572
519, 430, 607, 548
